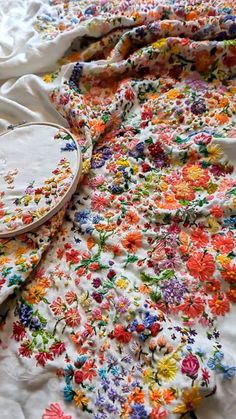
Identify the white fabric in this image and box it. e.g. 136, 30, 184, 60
0, 1, 235, 418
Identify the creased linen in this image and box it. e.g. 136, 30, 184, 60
0, 1, 236, 418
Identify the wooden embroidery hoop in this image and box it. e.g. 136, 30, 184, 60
0, 122, 82, 238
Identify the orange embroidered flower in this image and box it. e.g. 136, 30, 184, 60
121, 231, 142, 253
150, 387, 162, 406
187, 252, 215, 281
227, 288, 236, 303
182, 164, 210, 187
172, 181, 195, 201
178, 296, 205, 318
24, 285, 47, 304
89, 119, 106, 134
125, 210, 140, 224
163, 388, 175, 405
218, 97, 229, 108
221, 264, 236, 283
195, 50, 213, 72
208, 293, 230, 316
216, 113, 229, 125
128, 388, 145, 404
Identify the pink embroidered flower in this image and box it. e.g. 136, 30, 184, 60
91, 193, 110, 211
65, 291, 77, 305
64, 308, 81, 328
181, 354, 200, 378
50, 297, 65, 316
193, 132, 212, 145
42, 403, 72, 419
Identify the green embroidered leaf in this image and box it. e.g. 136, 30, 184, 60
159, 269, 175, 280
126, 255, 139, 264
179, 199, 189, 206
102, 114, 109, 124
150, 291, 162, 303
140, 272, 157, 283
174, 136, 187, 144
227, 187, 236, 196
198, 198, 207, 207
145, 137, 153, 144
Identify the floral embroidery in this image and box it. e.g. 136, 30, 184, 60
0, 1, 236, 419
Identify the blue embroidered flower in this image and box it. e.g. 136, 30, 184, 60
221, 365, 236, 380
130, 404, 148, 419
75, 209, 90, 225
63, 385, 74, 401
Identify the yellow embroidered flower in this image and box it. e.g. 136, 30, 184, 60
0, 257, 11, 265
152, 38, 167, 49
172, 386, 202, 414
116, 278, 129, 289
43, 73, 53, 83
79, 292, 92, 309
159, 181, 168, 191
157, 357, 177, 382
217, 254, 232, 267
132, 165, 138, 174
74, 390, 89, 408
206, 182, 218, 194
166, 89, 180, 100
208, 217, 220, 233
232, 197, 236, 209
206, 144, 224, 163
82, 159, 91, 175
143, 368, 154, 384
23, 195, 31, 205
117, 159, 130, 167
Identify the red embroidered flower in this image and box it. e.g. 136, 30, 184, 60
178, 296, 205, 318
212, 233, 234, 254
12, 321, 26, 342
221, 264, 236, 283
65, 249, 80, 264
49, 341, 66, 357
18, 340, 32, 358
191, 228, 209, 248
35, 351, 54, 367
74, 370, 84, 384
114, 324, 132, 343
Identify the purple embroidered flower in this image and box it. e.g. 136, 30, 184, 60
115, 297, 130, 313
191, 99, 207, 115
18, 303, 33, 326
129, 142, 144, 158
185, 77, 209, 91
91, 147, 112, 168
161, 279, 186, 304
69, 62, 83, 89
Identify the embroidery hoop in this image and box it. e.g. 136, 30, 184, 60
0, 122, 82, 238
